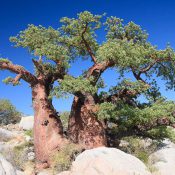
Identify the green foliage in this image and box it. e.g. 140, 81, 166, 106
3, 77, 13, 84
60, 111, 70, 130
0, 58, 11, 63
108, 99, 175, 141
58, 11, 175, 79
155, 46, 175, 90
144, 80, 162, 103
97, 102, 117, 120
0, 99, 21, 125
147, 126, 175, 142
24, 129, 33, 137
59, 11, 102, 59
14, 141, 33, 152
98, 80, 151, 120
54, 75, 98, 97
105, 17, 148, 44
4, 11, 175, 94
10, 24, 71, 68
96, 39, 156, 68
0, 58, 11, 71
110, 79, 150, 97
119, 101, 174, 129
3, 76, 20, 86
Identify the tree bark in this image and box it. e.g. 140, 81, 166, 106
67, 61, 115, 149
68, 96, 107, 149
32, 82, 64, 169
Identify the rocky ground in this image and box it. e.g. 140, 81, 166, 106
0, 116, 175, 175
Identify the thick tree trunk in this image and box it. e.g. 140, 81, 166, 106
68, 96, 107, 149
32, 83, 64, 169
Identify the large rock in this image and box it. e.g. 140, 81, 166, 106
0, 154, 16, 175
57, 172, 70, 175
149, 147, 175, 175
0, 128, 17, 142
16, 170, 25, 175
19, 116, 34, 130
0, 141, 12, 154
160, 138, 175, 149
58, 147, 151, 175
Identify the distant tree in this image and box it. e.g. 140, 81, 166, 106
0, 99, 21, 125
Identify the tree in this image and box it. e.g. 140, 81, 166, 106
0, 26, 71, 169
54, 11, 175, 148
1, 11, 175, 169
0, 99, 21, 125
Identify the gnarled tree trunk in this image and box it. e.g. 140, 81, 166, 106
67, 60, 114, 149
32, 82, 64, 169
68, 96, 107, 149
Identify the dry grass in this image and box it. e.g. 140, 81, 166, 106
51, 142, 83, 173
2, 141, 34, 170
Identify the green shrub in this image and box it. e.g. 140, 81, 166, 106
60, 111, 70, 131
24, 129, 33, 137
137, 151, 149, 164
119, 136, 159, 164
0, 99, 21, 125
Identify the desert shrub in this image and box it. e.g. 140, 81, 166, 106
0, 99, 21, 125
24, 129, 33, 137
13, 141, 34, 170
60, 111, 70, 131
119, 136, 159, 164
3, 141, 34, 170
13, 144, 28, 170
51, 142, 82, 173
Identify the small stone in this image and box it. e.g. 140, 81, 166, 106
119, 140, 129, 147
0, 154, 17, 175
0, 128, 17, 142
27, 152, 35, 161
16, 170, 25, 175
28, 146, 34, 151
19, 116, 34, 130
25, 136, 32, 142
149, 147, 175, 175
57, 171, 70, 175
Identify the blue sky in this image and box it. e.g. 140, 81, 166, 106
1, 0, 175, 115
